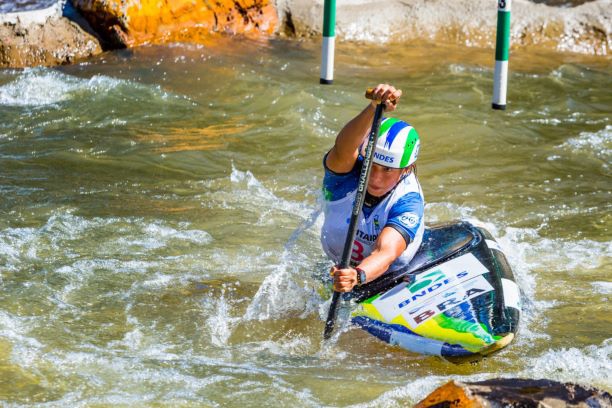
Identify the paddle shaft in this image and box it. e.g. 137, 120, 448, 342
323, 102, 385, 340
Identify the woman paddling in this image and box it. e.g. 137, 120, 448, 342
321, 84, 424, 292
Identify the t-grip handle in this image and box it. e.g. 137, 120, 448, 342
365, 88, 399, 102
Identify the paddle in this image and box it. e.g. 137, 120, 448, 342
323, 90, 387, 340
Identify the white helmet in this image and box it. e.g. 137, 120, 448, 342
372, 118, 420, 169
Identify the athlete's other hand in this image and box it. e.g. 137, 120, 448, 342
368, 84, 402, 112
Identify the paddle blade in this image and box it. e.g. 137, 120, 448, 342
323, 292, 341, 339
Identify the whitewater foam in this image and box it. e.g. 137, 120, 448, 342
243, 252, 323, 322
230, 165, 315, 220
521, 340, 612, 389
0, 311, 44, 368
0, 68, 182, 107
1, 210, 212, 254
592, 281, 612, 295
241, 185, 324, 322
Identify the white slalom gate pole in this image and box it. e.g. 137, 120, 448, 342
320, 0, 335, 84
493, 0, 511, 110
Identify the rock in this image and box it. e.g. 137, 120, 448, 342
416, 378, 612, 408
278, 0, 611, 55
71, 0, 278, 49
0, 2, 103, 68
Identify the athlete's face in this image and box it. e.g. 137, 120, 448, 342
367, 164, 405, 197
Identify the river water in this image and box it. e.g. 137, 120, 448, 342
0, 38, 610, 405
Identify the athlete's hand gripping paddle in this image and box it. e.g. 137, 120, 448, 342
323, 91, 387, 340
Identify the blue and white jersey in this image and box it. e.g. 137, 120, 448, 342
321, 156, 425, 272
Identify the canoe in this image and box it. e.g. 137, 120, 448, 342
349, 221, 521, 359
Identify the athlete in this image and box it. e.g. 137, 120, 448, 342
321, 84, 424, 293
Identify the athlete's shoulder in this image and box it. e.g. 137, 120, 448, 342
322, 154, 362, 202
389, 192, 424, 217
386, 191, 424, 241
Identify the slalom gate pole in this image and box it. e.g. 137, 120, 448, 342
320, 0, 336, 84
492, 0, 511, 110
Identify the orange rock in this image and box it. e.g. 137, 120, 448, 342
416, 379, 612, 408
415, 381, 480, 408
72, 0, 277, 48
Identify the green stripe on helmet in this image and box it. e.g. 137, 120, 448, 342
399, 127, 419, 168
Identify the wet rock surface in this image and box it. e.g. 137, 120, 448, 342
0, 3, 102, 68
416, 378, 612, 408
71, 0, 277, 48
279, 0, 611, 55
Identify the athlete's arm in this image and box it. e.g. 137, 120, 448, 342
325, 84, 402, 174
331, 226, 407, 292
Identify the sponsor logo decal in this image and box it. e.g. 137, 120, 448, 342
374, 151, 394, 164
355, 229, 378, 242
399, 213, 419, 228
372, 253, 491, 325
403, 275, 494, 327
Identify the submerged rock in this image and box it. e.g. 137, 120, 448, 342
280, 0, 611, 55
0, 2, 102, 68
71, 0, 277, 48
416, 378, 612, 408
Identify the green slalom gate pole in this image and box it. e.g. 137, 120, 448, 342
492, 0, 511, 110
320, 0, 336, 84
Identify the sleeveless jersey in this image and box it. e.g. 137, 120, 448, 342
321, 160, 425, 272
